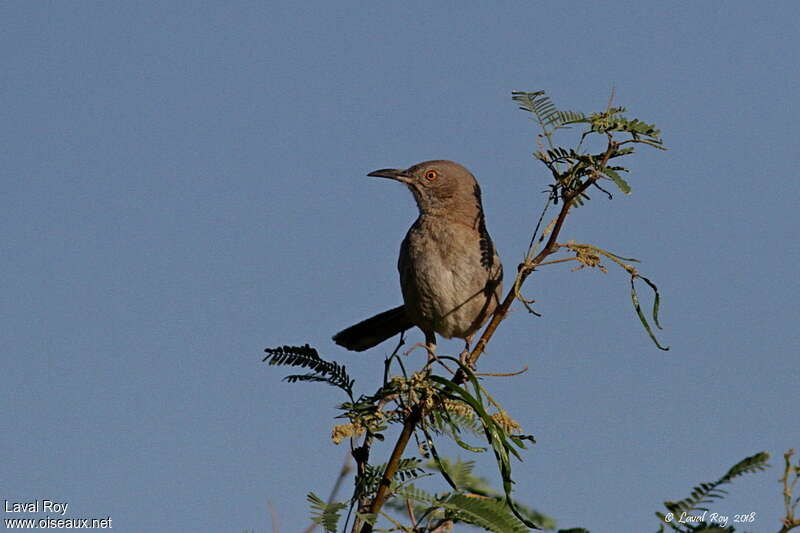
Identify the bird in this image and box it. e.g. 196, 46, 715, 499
332, 160, 503, 366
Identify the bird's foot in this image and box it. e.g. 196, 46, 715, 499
459, 349, 477, 371
405, 342, 438, 362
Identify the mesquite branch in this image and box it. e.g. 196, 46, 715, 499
460, 134, 617, 377
358, 136, 619, 533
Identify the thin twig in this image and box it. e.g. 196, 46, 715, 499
379, 509, 407, 531
358, 124, 627, 532
475, 366, 529, 377
460, 135, 618, 376
269, 500, 280, 533
405, 498, 417, 530
349, 433, 373, 533
434, 357, 458, 376
535, 257, 578, 267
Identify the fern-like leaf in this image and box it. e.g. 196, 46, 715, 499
589, 111, 664, 144
512, 90, 564, 129
603, 167, 631, 194
393, 483, 439, 506
421, 457, 557, 530
657, 452, 769, 532
723, 452, 770, 479
307, 492, 346, 533
263, 344, 354, 397
557, 110, 587, 125
442, 493, 531, 533
430, 407, 488, 453
356, 457, 427, 498
426, 458, 479, 490
429, 374, 538, 529
385, 483, 443, 522
431, 407, 484, 437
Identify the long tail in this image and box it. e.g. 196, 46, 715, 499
332, 305, 414, 352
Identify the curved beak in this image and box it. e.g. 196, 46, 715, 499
367, 168, 413, 184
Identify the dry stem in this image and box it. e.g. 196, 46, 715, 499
779, 449, 800, 533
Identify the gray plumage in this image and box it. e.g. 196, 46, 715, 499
333, 160, 502, 357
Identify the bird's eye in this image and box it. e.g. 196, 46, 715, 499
424, 170, 438, 181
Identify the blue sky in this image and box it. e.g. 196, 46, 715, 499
2, 2, 798, 532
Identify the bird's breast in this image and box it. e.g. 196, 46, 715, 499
398, 216, 502, 339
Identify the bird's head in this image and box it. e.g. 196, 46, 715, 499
368, 160, 484, 219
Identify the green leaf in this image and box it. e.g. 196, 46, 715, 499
722, 452, 770, 480
307, 492, 346, 533
638, 275, 663, 329
428, 458, 479, 490
392, 483, 439, 505
557, 110, 587, 125
655, 452, 769, 532
442, 493, 531, 533
512, 91, 559, 126
603, 167, 631, 194
357, 457, 426, 497
263, 344, 355, 397
421, 424, 459, 491
433, 410, 488, 452
429, 372, 538, 529
630, 278, 670, 351
431, 403, 485, 436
